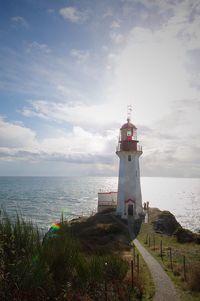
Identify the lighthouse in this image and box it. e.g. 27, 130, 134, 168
116, 108, 143, 221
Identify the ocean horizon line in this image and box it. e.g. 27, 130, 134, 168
0, 175, 199, 179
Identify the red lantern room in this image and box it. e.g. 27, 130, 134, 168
119, 117, 138, 151
116, 106, 142, 153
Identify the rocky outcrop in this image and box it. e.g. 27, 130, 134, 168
152, 210, 181, 235
150, 208, 200, 244
175, 227, 195, 243
175, 227, 200, 244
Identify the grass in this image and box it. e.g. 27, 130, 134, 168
132, 246, 155, 301
137, 216, 200, 301
0, 209, 155, 300
70, 211, 155, 300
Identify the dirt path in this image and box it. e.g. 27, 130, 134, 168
134, 239, 180, 301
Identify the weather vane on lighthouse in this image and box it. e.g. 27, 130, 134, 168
127, 105, 132, 123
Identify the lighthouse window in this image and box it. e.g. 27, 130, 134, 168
128, 155, 131, 161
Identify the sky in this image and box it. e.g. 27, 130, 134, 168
0, 0, 200, 177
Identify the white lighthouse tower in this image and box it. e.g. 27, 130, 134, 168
116, 107, 143, 221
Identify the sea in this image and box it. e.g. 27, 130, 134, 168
0, 176, 199, 233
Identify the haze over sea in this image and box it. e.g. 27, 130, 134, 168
0, 176, 199, 233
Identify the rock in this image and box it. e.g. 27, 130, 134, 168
153, 210, 181, 235
175, 227, 195, 243
194, 235, 200, 244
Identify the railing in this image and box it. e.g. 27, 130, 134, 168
116, 144, 143, 152
98, 201, 117, 206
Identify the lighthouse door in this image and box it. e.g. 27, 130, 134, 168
128, 204, 133, 216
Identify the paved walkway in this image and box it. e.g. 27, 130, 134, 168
111, 214, 180, 300
134, 239, 180, 301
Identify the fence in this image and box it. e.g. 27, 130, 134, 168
143, 233, 200, 284
98, 247, 142, 301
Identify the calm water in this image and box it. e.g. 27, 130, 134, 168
0, 177, 199, 232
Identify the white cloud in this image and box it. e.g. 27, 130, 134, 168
106, 17, 200, 125
20, 100, 124, 129
10, 16, 28, 28
59, 6, 88, 23
110, 20, 121, 28
110, 32, 124, 44
0, 116, 116, 166
70, 49, 90, 62
26, 41, 51, 54
103, 8, 114, 19
0, 117, 37, 149
47, 8, 54, 15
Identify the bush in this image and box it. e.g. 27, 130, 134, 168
175, 227, 195, 243
0, 211, 131, 300
187, 264, 200, 292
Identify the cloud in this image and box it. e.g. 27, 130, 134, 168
47, 8, 55, 15
103, 8, 114, 19
0, 116, 117, 167
10, 16, 28, 28
20, 100, 124, 130
59, 6, 88, 23
2, 100, 200, 177
105, 8, 200, 125
70, 49, 90, 62
138, 98, 200, 177
0, 117, 37, 149
2, 0, 200, 177
110, 32, 124, 44
110, 20, 121, 28
0, 46, 98, 102
26, 41, 51, 54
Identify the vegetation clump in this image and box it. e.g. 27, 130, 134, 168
0, 210, 147, 300
175, 227, 200, 244
186, 263, 200, 292
175, 227, 195, 243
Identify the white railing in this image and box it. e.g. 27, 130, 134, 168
116, 144, 142, 152
137, 145, 142, 152
98, 201, 117, 206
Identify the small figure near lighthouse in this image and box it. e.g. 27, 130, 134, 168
116, 106, 143, 234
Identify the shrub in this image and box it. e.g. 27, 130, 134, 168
187, 264, 200, 292
0, 211, 132, 300
175, 227, 195, 243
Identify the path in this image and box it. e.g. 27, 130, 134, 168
134, 238, 180, 301
111, 213, 180, 300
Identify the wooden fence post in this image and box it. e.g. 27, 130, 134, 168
169, 247, 173, 271
137, 254, 139, 277
145, 234, 148, 244
183, 256, 186, 281
148, 235, 151, 248
105, 282, 108, 301
131, 260, 134, 288
160, 240, 163, 260
153, 236, 155, 251
133, 245, 136, 265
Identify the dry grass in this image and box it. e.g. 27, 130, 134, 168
186, 263, 200, 292
137, 208, 200, 300
70, 211, 130, 255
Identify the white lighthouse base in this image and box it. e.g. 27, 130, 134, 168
116, 151, 143, 220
